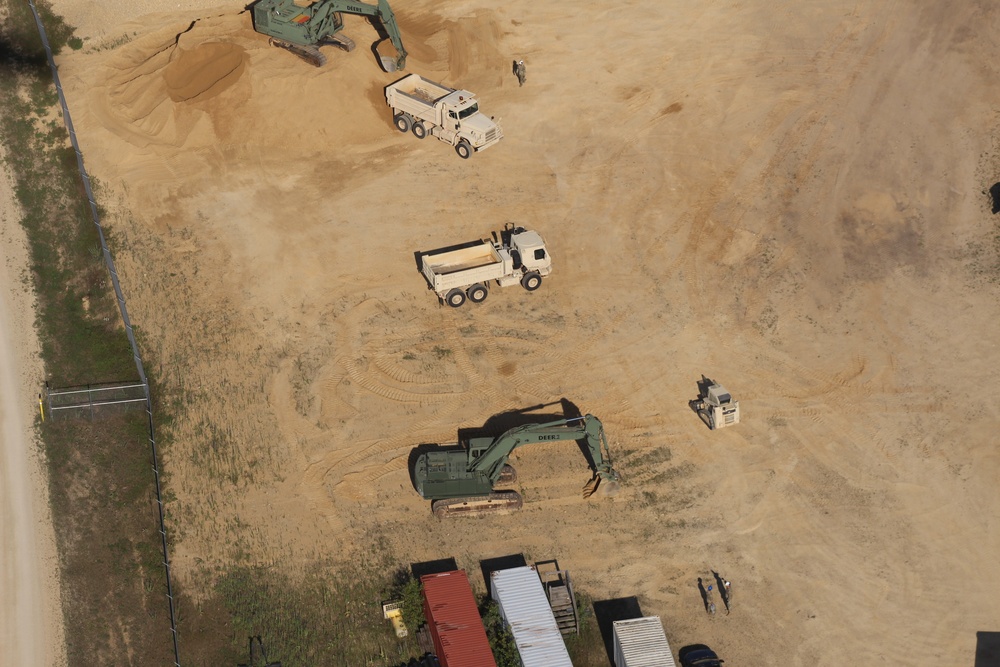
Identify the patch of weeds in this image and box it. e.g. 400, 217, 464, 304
753, 304, 779, 335
210, 556, 422, 667
432, 345, 452, 359
563, 591, 611, 667
648, 461, 696, 484
766, 415, 788, 428
625, 445, 672, 469
42, 413, 174, 665
482, 600, 519, 667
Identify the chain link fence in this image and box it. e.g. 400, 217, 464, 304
27, 2, 181, 664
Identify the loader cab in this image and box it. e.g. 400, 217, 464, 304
706, 384, 732, 406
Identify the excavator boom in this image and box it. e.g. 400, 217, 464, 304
413, 414, 620, 517
252, 0, 407, 71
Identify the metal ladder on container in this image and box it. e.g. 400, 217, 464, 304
534, 559, 580, 635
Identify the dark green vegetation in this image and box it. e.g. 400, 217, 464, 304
482, 601, 519, 667
189, 558, 425, 666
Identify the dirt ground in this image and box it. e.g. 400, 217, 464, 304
43, 0, 1000, 663
0, 142, 66, 665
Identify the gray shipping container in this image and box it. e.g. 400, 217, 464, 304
612, 616, 676, 667
490, 565, 574, 667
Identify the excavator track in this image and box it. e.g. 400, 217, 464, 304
431, 491, 523, 519
322, 33, 356, 52
269, 38, 327, 67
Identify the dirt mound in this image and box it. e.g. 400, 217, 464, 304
163, 41, 246, 103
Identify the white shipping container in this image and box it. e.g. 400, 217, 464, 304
612, 616, 676, 667
490, 566, 574, 667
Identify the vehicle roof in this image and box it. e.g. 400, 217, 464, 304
512, 230, 545, 247
442, 90, 478, 107
680, 644, 721, 663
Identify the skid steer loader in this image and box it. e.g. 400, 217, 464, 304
693, 377, 740, 430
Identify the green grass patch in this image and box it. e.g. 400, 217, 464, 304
201, 558, 422, 667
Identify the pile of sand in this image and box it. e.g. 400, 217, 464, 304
163, 41, 246, 102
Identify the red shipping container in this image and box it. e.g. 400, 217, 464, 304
421, 570, 497, 667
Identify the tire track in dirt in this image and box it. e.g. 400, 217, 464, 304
662, 6, 921, 484
643, 8, 899, 322
321, 306, 643, 502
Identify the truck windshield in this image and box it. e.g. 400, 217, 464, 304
457, 103, 479, 120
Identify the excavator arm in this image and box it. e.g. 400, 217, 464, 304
467, 415, 620, 496
370, 0, 407, 72
252, 0, 407, 71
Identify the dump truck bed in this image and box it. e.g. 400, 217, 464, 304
386, 73, 454, 104
420, 240, 506, 294
385, 74, 457, 124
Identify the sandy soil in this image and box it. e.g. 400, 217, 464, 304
44, 0, 1000, 663
0, 143, 67, 665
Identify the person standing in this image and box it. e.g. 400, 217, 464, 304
514, 59, 526, 87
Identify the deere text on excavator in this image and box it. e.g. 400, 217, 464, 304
251, 0, 407, 71
413, 414, 621, 518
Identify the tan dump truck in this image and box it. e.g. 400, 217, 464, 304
419, 225, 551, 307
385, 74, 503, 158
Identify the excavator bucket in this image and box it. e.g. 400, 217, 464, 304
582, 473, 620, 499
376, 40, 404, 72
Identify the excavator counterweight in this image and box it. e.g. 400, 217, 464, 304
413, 414, 620, 518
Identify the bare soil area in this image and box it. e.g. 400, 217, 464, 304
46, 0, 1000, 663
0, 139, 66, 667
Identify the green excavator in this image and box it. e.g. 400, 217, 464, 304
251, 0, 407, 71
413, 414, 621, 518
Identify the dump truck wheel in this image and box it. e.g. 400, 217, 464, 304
455, 140, 472, 159
521, 272, 542, 291
467, 284, 488, 303
412, 122, 427, 139
394, 113, 412, 133
446, 289, 466, 308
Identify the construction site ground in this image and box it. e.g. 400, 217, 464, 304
35, 0, 1000, 663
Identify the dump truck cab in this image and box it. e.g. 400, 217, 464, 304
505, 229, 552, 276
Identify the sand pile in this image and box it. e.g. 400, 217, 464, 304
163, 41, 246, 103
86, 14, 253, 149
